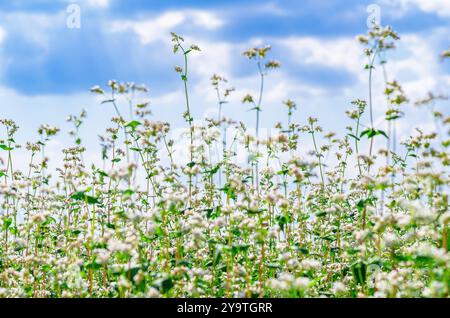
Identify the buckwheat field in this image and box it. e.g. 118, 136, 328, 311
0, 24, 449, 298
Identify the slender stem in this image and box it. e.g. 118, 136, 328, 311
216, 88, 223, 188
355, 113, 363, 176
255, 61, 265, 193
182, 51, 194, 206
380, 60, 390, 215
368, 48, 378, 160
111, 93, 130, 166
311, 126, 325, 188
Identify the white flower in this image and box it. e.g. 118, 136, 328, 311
95, 249, 111, 264
395, 214, 411, 228
118, 276, 131, 289
301, 259, 321, 271
293, 277, 310, 290
383, 232, 398, 248
107, 239, 131, 253
400, 200, 435, 223
332, 281, 346, 294
133, 272, 144, 285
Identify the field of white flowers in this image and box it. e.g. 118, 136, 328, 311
0, 25, 449, 298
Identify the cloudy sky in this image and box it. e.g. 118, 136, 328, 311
0, 0, 449, 169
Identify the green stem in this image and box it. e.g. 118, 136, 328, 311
311, 126, 325, 188
182, 49, 194, 206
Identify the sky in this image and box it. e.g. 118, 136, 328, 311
0, 0, 449, 170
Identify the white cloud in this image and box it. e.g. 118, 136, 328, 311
277, 37, 364, 78
110, 10, 224, 44
111, 11, 184, 44
387, 33, 448, 100
0, 26, 6, 43
256, 2, 290, 16
0, 12, 63, 52
190, 40, 234, 78
274, 29, 449, 105
379, 0, 450, 17
190, 11, 224, 29
87, 0, 110, 8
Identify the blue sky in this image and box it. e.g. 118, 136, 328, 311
0, 0, 449, 169
1, 0, 449, 95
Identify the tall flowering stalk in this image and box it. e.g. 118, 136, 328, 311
283, 99, 297, 139
211, 74, 234, 188
346, 99, 366, 176
172, 32, 201, 205
358, 25, 399, 165
242, 46, 280, 191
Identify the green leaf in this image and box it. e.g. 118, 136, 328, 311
105, 223, 116, 230
386, 115, 401, 121
213, 245, 222, 265
70, 191, 85, 201
220, 183, 237, 200
315, 211, 327, 217
246, 208, 266, 215
414, 255, 436, 268
9, 226, 18, 236
360, 129, 388, 139
296, 246, 309, 255
205, 207, 220, 219
347, 133, 360, 141
347, 248, 359, 255
231, 244, 250, 256
447, 232, 450, 252
186, 161, 196, 168
71, 191, 100, 205
206, 164, 220, 176
275, 214, 291, 231
376, 130, 388, 138
42, 217, 55, 227
97, 170, 108, 177
356, 199, 366, 212
351, 260, 367, 285
122, 188, 134, 199
0, 144, 13, 151
85, 195, 100, 204
153, 277, 174, 294
2, 217, 12, 230
125, 120, 142, 132
155, 226, 164, 238
85, 261, 102, 270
